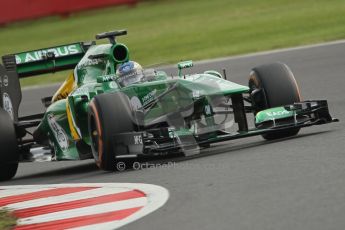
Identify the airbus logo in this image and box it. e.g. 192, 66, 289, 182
15, 45, 80, 64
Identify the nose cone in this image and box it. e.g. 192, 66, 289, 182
180, 73, 249, 97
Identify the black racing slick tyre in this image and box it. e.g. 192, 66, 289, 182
88, 92, 135, 171
0, 108, 19, 181
249, 62, 302, 140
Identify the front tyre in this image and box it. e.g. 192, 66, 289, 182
0, 109, 19, 181
249, 62, 301, 140
88, 92, 135, 171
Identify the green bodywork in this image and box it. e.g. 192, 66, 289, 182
255, 107, 295, 124
19, 40, 289, 161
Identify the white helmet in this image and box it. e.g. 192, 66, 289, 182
116, 61, 144, 87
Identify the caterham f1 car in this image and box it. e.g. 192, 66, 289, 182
0, 30, 338, 181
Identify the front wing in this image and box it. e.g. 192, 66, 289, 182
110, 100, 338, 158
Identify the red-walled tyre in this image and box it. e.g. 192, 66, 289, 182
88, 92, 135, 171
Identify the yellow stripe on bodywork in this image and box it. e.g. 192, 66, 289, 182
66, 100, 81, 140
52, 72, 76, 102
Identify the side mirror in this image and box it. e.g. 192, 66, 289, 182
177, 60, 193, 77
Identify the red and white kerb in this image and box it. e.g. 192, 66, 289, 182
0, 183, 169, 230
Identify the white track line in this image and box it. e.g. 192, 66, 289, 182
162, 39, 345, 68
22, 83, 60, 91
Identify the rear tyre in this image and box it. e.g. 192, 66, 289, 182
88, 93, 135, 171
0, 109, 19, 181
249, 62, 301, 140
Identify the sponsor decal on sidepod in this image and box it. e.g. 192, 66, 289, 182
47, 114, 69, 151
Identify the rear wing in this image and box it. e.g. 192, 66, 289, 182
1, 41, 95, 78
0, 41, 94, 122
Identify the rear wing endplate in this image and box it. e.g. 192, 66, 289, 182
1, 41, 95, 78
0, 64, 21, 122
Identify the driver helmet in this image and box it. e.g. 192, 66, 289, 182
116, 61, 144, 87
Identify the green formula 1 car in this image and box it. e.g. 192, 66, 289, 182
0, 30, 338, 181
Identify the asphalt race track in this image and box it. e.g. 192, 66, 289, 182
3, 41, 345, 230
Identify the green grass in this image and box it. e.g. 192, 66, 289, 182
0, 209, 17, 230
0, 0, 344, 86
